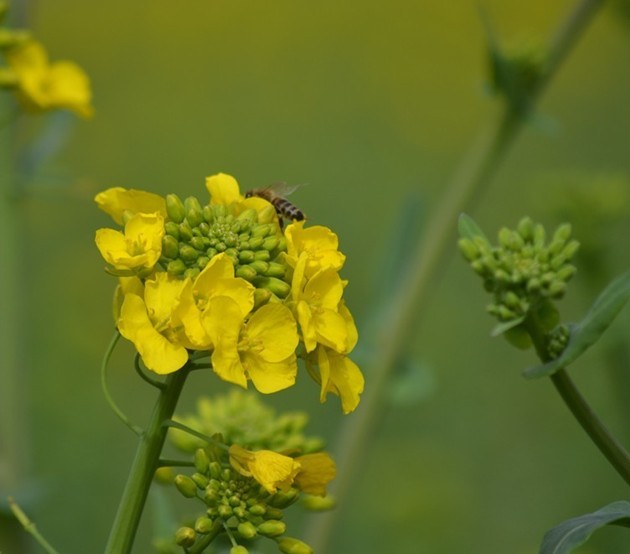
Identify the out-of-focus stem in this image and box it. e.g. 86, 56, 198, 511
305, 0, 606, 550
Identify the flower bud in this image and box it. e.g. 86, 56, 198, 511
153, 466, 175, 485
257, 520, 286, 537
175, 526, 196, 547
208, 461, 222, 480
236, 265, 258, 280
162, 235, 179, 258
231, 546, 249, 554
164, 221, 180, 239
253, 287, 272, 308
263, 236, 279, 251
562, 240, 580, 259
192, 472, 209, 489
195, 516, 215, 534
174, 475, 198, 498
166, 194, 186, 223
179, 222, 193, 242
268, 488, 299, 509
237, 521, 258, 539
255, 277, 291, 298
516, 217, 534, 241
265, 262, 286, 278
218, 504, 233, 518
249, 503, 267, 516
250, 260, 269, 274
194, 449, 210, 474
263, 507, 284, 520
277, 537, 314, 554
552, 223, 572, 244
238, 250, 255, 263
458, 238, 479, 261
301, 494, 336, 511
254, 250, 271, 262
252, 224, 271, 238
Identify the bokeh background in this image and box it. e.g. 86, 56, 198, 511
3, 0, 630, 552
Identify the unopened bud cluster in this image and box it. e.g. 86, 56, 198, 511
172, 449, 308, 553
459, 217, 579, 324
169, 390, 323, 455
160, 194, 290, 297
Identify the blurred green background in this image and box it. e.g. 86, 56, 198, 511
3, 0, 630, 552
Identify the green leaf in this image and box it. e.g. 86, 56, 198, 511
539, 500, 630, 554
490, 316, 525, 337
458, 213, 489, 241
523, 272, 630, 379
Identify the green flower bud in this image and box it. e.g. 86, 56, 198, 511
166, 194, 186, 223
238, 250, 256, 263
254, 250, 271, 262
179, 222, 193, 242
548, 280, 566, 298
556, 265, 576, 282
194, 449, 210, 474
249, 236, 264, 249
533, 223, 546, 247
209, 462, 222, 480
233, 506, 247, 519
221, 468, 232, 481
162, 235, 179, 258
265, 262, 286, 278
215, 241, 227, 252
257, 520, 286, 537
229, 495, 242, 507
252, 224, 271, 238
192, 472, 209, 489
263, 236, 279, 251
237, 521, 258, 539
184, 267, 200, 279
552, 223, 572, 244
250, 260, 270, 275
195, 516, 215, 534
263, 507, 284, 520
153, 466, 175, 485
175, 526, 196, 547
516, 217, 534, 241
231, 546, 249, 554
180, 245, 200, 262
301, 494, 336, 511
218, 504, 233, 518
213, 204, 227, 218
190, 236, 207, 251
197, 256, 210, 268
249, 503, 267, 516
562, 240, 580, 259
255, 277, 291, 298
203, 488, 220, 503
254, 288, 272, 308
277, 537, 314, 554
268, 488, 299, 509
458, 238, 479, 262
498, 227, 511, 248
164, 221, 180, 239
236, 265, 258, 280
175, 475, 198, 498
203, 205, 214, 223
167, 259, 186, 275
206, 247, 218, 259
238, 208, 258, 222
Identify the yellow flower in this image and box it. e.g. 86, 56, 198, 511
95, 212, 164, 273
203, 299, 299, 393
293, 452, 336, 497
6, 40, 93, 118
291, 253, 350, 353
284, 220, 345, 277
112, 276, 144, 321
172, 253, 255, 349
307, 346, 364, 414
95, 187, 167, 225
118, 273, 190, 374
229, 445, 301, 494
205, 173, 277, 223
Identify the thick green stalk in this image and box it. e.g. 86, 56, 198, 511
104, 368, 189, 554
305, 0, 606, 550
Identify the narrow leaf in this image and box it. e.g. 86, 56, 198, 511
490, 316, 525, 337
524, 272, 630, 379
458, 213, 489, 241
540, 500, 630, 554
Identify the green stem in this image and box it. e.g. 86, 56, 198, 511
8, 497, 60, 554
305, 0, 606, 549
525, 313, 630, 486
104, 368, 190, 554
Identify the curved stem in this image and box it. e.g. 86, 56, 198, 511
101, 332, 143, 435
305, 0, 606, 549
104, 367, 190, 554
163, 419, 229, 451
134, 354, 166, 390
550, 370, 630, 486
525, 313, 630, 486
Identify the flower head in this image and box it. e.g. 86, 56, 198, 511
229, 444, 301, 494
5, 40, 93, 118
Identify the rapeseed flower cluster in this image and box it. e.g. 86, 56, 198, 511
0, 2, 93, 117
95, 174, 364, 413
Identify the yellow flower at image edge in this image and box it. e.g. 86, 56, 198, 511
6, 40, 93, 118
95, 212, 164, 273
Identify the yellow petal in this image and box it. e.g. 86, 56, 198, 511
95, 187, 167, 225
206, 173, 243, 205
229, 445, 301, 494
284, 221, 345, 275
294, 453, 337, 496
303, 267, 344, 310
315, 346, 364, 414
171, 280, 213, 349
246, 304, 298, 362
144, 273, 189, 332
243, 352, 297, 394
312, 309, 349, 353
339, 301, 358, 353
296, 301, 317, 353
118, 294, 188, 374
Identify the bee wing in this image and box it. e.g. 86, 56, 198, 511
267, 182, 307, 197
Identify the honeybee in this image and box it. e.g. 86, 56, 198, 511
245, 182, 306, 224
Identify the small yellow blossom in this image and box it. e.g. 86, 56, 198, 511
284, 220, 345, 276
293, 452, 336, 497
95, 187, 167, 225
308, 346, 364, 414
5, 40, 93, 118
292, 253, 350, 353
173, 253, 255, 349
95, 212, 164, 273
204, 299, 299, 393
229, 445, 301, 494
118, 273, 190, 374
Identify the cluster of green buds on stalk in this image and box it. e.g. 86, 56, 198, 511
458, 215, 579, 356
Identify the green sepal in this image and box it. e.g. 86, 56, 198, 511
490, 316, 525, 338
503, 324, 532, 350
458, 213, 489, 242
539, 500, 630, 554
524, 272, 630, 379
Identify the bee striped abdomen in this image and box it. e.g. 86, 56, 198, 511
272, 198, 305, 221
